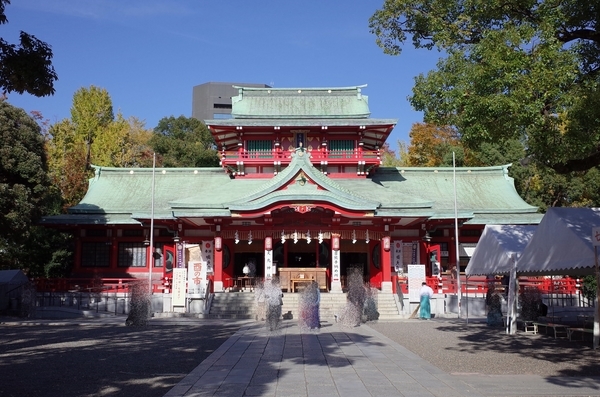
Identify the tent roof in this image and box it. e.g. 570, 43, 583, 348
0, 269, 28, 284
466, 225, 537, 276
517, 207, 600, 276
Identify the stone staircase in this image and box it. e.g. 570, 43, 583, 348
207, 290, 404, 321
281, 292, 349, 322
208, 291, 256, 319
376, 292, 401, 320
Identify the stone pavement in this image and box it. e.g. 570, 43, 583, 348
163, 320, 600, 397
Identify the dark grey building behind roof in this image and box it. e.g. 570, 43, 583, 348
192, 82, 270, 121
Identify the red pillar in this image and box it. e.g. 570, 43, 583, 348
214, 238, 223, 292
381, 237, 391, 285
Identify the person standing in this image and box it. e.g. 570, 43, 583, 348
419, 282, 434, 320
309, 281, 321, 329
265, 278, 283, 331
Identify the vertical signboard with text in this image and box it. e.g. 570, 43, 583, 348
408, 264, 426, 302
187, 241, 212, 295
332, 250, 340, 282
172, 268, 186, 308
264, 249, 274, 280
392, 240, 403, 274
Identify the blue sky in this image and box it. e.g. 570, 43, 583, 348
4, 0, 442, 151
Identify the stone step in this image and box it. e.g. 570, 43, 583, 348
209, 291, 404, 321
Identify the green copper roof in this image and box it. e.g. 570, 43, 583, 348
223, 149, 380, 211
41, 159, 540, 226
204, 118, 397, 128
337, 165, 540, 222
230, 85, 371, 119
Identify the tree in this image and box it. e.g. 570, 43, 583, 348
46, 86, 154, 208
369, 1, 600, 174
459, 138, 600, 210
0, 99, 54, 269
0, 0, 57, 96
46, 119, 89, 209
381, 141, 410, 167
92, 115, 154, 168
407, 123, 460, 166
151, 116, 219, 167
70, 85, 114, 168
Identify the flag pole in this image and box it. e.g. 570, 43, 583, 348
149, 152, 156, 294
453, 152, 462, 318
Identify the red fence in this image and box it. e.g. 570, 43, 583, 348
393, 275, 579, 295
34, 275, 579, 296
34, 277, 172, 294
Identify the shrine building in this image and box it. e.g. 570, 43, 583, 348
41, 85, 542, 296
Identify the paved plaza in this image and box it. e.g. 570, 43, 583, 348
1, 315, 599, 397
164, 319, 600, 397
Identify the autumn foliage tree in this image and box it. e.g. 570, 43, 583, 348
46, 86, 154, 208
380, 141, 410, 167
407, 123, 461, 167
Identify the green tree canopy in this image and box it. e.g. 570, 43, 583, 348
0, 99, 57, 270
0, 0, 57, 96
369, 0, 600, 174
0, 100, 52, 237
151, 116, 219, 167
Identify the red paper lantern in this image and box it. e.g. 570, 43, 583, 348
332, 235, 340, 251
264, 236, 272, 251
382, 236, 391, 252
214, 236, 222, 251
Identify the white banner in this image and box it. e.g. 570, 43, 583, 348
392, 240, 403, 274
187, 240, 211, 295
264, 249, 274, 279
332, 249, 340, 282
187, 261, 204, 295
408, 264, 426, 302
202, 241, 214, 274
172, 268, 186, 307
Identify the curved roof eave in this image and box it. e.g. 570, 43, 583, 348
228, 192, 378, 212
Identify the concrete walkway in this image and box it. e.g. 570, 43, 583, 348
163, 320, 600, 397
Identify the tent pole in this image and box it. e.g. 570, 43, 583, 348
507, 254, 517, 335
465, 275, 469, 324
594, 246, 599, 349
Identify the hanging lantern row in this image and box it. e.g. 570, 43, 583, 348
234, 229, 377, 244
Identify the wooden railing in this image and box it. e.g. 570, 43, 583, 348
220, 149, 380, 162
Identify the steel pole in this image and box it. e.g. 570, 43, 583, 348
453, 152, 461, 318
148, 153, 156, 294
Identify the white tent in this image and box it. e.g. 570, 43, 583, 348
0, 269, 29, 312
517, 207, 600, 276
465, 224, 537, 335
466, 225, 537, 276
516, 207, 600, 349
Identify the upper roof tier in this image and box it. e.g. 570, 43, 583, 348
205, 85, 397, 152
230, 85, 371, 119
